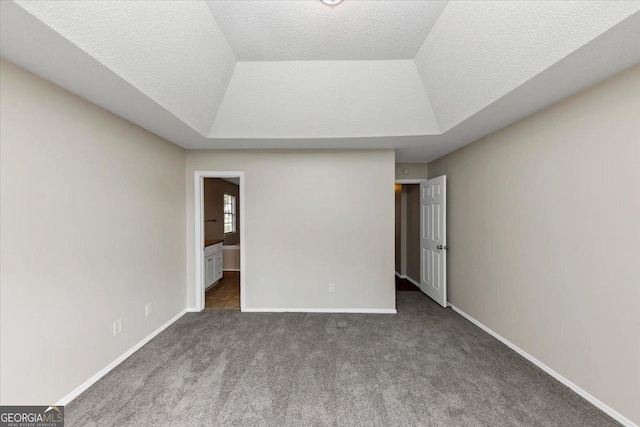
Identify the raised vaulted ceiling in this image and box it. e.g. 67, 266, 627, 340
1, 1, 639, 161
415, 0, 640, 132
2, 0, 236, 135
205, 0, 447, 61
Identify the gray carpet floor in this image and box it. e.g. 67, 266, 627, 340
66, 292, 617, 426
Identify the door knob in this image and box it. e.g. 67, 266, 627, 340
437, 245, 449, 250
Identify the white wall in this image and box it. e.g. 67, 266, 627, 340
0, 59, 187, 404
428, 64, 640, 424
186, 150, 396, 311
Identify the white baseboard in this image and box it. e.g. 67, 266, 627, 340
242, 308, 397, 314
449, 304, 637, 427
56, 309, 187, 406
395, 272, 421, 288
185, 308, 201, 312
223, 268, 240, 272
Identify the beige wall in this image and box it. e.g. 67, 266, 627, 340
187, 150, 396, 310
405, 185, 421, 282
428, 65, 640, 424
395, 163, 428, 180
204, 178, 240, 245
0, 59, 187, 404
223, 247, 240, 271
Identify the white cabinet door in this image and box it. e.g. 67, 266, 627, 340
205, 255, 215, 288
213, 252, 223, 282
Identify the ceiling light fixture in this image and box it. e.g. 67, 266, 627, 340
321, 0, 343, 6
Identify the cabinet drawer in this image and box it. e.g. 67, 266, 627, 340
204, 242, 223, 256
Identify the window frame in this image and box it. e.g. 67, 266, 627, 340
223, 193, 236, 234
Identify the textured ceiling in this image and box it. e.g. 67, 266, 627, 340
210, 60, 439, 138
8, 0, 236, 135
415, 0, 640, 132
1, 0, 639, 162
205, 0, 447, 61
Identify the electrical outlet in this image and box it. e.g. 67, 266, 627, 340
113, 319, 122, 336
145, 303, 152, 317
329, 283, 335, 293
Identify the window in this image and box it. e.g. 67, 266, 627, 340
223, 194, 236, 234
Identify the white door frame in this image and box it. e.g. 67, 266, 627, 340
194, 171, 246, 311
395, 180, 427, 185
395, 179, 427, 281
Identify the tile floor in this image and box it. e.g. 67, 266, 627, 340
205, 271, 240, 309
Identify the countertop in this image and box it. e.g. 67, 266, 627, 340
204, 239, 224, 248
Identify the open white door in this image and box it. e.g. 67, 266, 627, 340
420, 176, 447, 307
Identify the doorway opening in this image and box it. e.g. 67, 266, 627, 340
395, 177, 448, 307
194, 171, 245, 311
395, 180, 424, 292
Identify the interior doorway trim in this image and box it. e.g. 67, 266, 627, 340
395, 179, 427, 185
395, 178, 427, 289
194, 171, 246, 312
